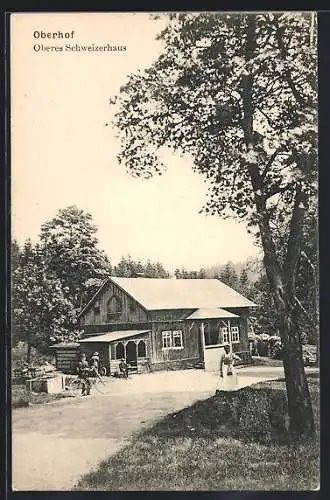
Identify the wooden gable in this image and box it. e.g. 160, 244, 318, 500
80, 279, 148, 326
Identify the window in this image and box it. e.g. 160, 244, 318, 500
137, 340, 146, 358
94, 300, 100, 319
221, 327, 229, 344
162, 331, 172, 349
231, 326, 240, 343
162, 330, 183, 349
107, 295, 122, 320
173, 330, 183, 348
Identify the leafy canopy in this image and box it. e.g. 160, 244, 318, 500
114, 13, 317, 239
40, 205, 112, 308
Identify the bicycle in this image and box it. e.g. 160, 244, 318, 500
99, 364, 107, 377
68, 371, 109, 397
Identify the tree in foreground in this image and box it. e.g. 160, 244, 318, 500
113, 13, 317, 436
250, 206, 318, 346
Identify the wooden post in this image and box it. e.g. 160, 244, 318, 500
135, 340, 138, 369
228, 320, 232, 354
200, 321, 206, 360
109, 343, 112, 375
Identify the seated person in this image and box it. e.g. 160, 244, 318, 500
118, 358, 128, 378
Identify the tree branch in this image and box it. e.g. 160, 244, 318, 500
242, 16, 284, 300
265, 182, 295, 200
257, 31, 275, 50
294, 296, 316, 327
284, 183, 306, 292
256, 108, 276, 127
261, 147, 282, 180
253, 77, 282, 107
274, 22, 313, 109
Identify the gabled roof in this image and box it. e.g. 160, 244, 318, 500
186, 308, 239, 320
110, 277, 257, 310
78, 277, 257, 318
79, 330, 150, 343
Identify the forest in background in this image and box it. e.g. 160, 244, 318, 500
11, 205, 317, 363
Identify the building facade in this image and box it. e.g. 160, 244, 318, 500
61, 276, 258, 375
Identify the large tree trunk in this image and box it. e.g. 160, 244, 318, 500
280, 303, 315, 436
252, 187, 315, 437
255, 207, 315, 437
241, 14, 315, 437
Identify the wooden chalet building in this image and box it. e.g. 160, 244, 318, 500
53, 276, 257, 375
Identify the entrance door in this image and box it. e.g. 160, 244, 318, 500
125, 341, 137, 370
204, 345, 225, 372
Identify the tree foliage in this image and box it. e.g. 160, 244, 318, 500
115, 13, 316, 233
113, 255, 170, 278
12, 207, 114, 359
11, 239, 78, 361
249, 207, 318, 343
219, 261, 238, 288
113, 12, 317, 436
174, 267, 206, 278
40, 206, 112, 309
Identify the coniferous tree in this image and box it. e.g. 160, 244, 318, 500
40, 205, 112, 309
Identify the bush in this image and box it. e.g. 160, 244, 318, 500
235, 388, 289, 443
12, 342, 56, 377
256, 339, 270, 357
12, 382, 72, 408
270, 340, 282, 359
12, 385, 29, 408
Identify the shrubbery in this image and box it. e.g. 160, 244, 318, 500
249, 333, 317, 365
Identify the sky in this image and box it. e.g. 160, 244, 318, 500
11, 12, 260, 271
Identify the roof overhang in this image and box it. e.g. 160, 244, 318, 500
79, 329, 151, 343
186, 308, 239, 320
50, 342, 80, 348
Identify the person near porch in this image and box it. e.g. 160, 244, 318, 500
216, 344, 242, 392
90, 352, 100, 375
76, 352, 91, 395
119, 358, 128, 378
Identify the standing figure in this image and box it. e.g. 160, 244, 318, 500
217, 344, 242, 392
77, 352, 91, 396
90, 351, 100, 375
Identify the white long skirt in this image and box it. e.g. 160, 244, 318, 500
216, 364, 238, 391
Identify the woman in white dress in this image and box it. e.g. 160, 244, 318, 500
217, 343, 242, 392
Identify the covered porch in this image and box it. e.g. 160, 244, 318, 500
186, 308, 240, 371
79, 329, 152, 376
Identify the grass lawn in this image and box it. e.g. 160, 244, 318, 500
12, 384, 72, 408
252, 356, 283, 367
75, 375, 319, 491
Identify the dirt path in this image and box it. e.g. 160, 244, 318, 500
12, 380, 212, 490
13, 366, 313, 490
